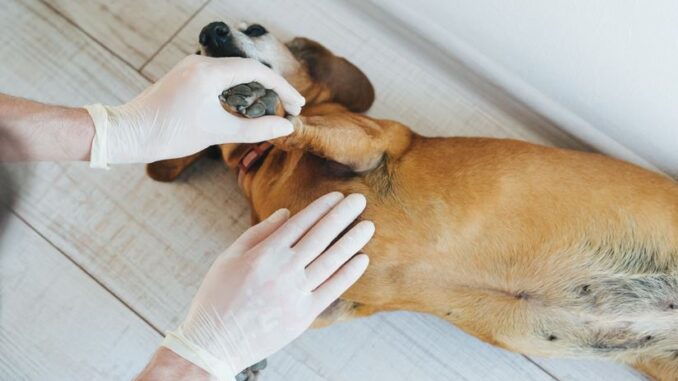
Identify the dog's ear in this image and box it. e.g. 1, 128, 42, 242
287, 37, 375, 112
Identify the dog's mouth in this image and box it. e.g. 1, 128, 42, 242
198, 21, 247, 58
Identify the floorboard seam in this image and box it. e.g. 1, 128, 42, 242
524, 355, 560, 381
9, 209, 165, 337
38, 0, 146, 76
139, 0, 212, 74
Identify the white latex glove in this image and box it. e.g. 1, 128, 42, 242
84, 55, 304, 168
162, 193, 374, 380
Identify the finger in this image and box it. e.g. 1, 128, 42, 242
305, 220, 375, 291
217, 58, 305, 115
263, 192, 344, 248
311, 254, 369, 315
230, 208, 290, 252
293, 193, 366, 266
233, 116, 294, 142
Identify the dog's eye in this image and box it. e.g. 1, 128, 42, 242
243, 24, 267, 37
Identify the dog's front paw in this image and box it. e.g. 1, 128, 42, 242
220, 82, 283, 118
235, 359, 267, 381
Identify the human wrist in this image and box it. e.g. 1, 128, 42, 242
83, 104, 112, 168
69, 106, 96, 161
135, 347, 218, 381
161, 325, 240, 381
0, 93, 94, 161
85, 102, 163, 166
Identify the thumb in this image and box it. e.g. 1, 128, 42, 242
234, 116, 295, 143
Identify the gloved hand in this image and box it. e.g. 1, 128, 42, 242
84, 55, 305, 168
162, 193, 374, 380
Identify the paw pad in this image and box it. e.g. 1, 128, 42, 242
234, 359, 267, 381
220, 82, 280, 118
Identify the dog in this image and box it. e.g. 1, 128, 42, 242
148, 21, 678, 381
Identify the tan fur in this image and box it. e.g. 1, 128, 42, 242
149, 29, 678, 380
147, 151, 204, 181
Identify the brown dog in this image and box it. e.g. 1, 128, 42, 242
148, 21, 678, 380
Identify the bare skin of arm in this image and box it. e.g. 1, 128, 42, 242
135, 347, 215, 381
0, 93, 94, 161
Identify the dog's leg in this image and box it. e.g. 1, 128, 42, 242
221, 82, 412, 172
310, 299, 382, 328
146, 149, 206, 182
275, 114, 412, 172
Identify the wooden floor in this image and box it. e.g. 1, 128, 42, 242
0, 1, 648, 380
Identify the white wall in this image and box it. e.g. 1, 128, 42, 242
368, 0, 678, 176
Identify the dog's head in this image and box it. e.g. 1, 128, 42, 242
199, 21, 374, 112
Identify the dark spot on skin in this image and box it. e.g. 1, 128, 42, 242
579, 284, 591, 295
548, 335, 558, 341
516, 291, 529, 300
445, 312, 452, 316
587, 329, 658, 353
589, 341, 631, 352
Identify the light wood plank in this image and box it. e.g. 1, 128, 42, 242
269, 312, 552, 381
532, 358, 646, 381
0, 213, 161, 380
43, 0, 208, 69
0, 0, 149, 106
0, 1, 164, 379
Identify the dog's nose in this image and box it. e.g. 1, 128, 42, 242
199, 21, 230, 47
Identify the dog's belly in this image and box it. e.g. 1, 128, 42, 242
325, 138, 678, 361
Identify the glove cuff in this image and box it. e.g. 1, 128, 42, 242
162, 328, 237, 381
83, 104, 110, 169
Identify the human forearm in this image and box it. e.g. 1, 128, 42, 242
1, 57, 304, 165
135, 347, 217, 381
0, 93, 94, 161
